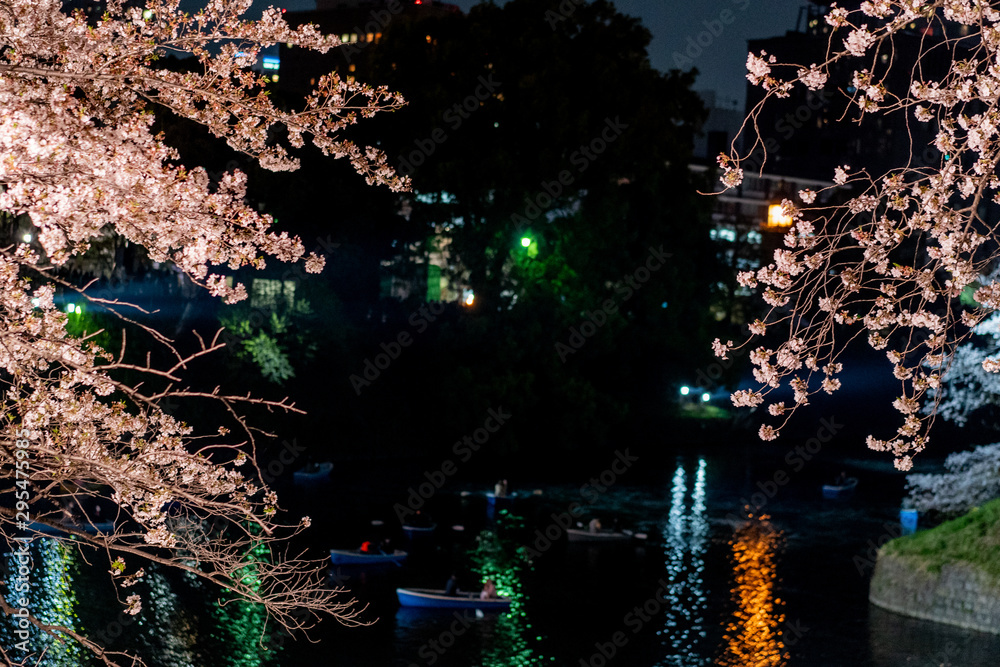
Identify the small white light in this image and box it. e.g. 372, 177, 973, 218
75, 304, 82, 314
22, 233, 32, 243
680, 386, 690, 396
66, 303, 75, 314
701, 392, 711, 402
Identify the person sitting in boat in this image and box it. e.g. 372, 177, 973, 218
588, 517, 602, 533
359, 540, 375, 554
480, 579, 497, 600
445, 574, 460, 596
834, 471, 848, 486
379, 538, 393, 554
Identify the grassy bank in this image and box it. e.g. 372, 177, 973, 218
883, 497, 1000, 582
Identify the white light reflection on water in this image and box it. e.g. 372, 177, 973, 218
141, 568, 199, 666
657, 458, 709, 665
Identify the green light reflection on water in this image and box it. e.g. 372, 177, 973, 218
2, 531, 279, 667
208, 538, 278, 667
468, 511, 547, 667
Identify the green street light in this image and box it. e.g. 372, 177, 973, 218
520, 237, 532, 248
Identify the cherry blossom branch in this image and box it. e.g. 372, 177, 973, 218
716, 1, 1000, 468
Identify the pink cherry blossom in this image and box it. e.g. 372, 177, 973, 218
717, 1, 1000, 470
0, 0, 400, 657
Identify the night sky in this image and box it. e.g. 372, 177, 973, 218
252, 0, 809, 109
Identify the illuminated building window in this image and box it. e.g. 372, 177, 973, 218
366, 32, 375, 42
341, 33, 349, 42
348, 64, 356, 72
426, 35, 432, 43
262, 56, 280, 71
710, 228, 737, 243
350, 33, 358, 42
766, 203, 793, 228
375, 32, 382, 42
250, 279, 296, 311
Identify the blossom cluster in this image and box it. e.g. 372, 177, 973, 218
0, 0, 391, 655
0, 0, 408, 302
719, 0, 1000, 470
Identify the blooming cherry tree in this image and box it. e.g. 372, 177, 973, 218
905, 442, 1000, 515
926, 309, 1000, 426
0, 0, 406, 663
716, 1, 1000, 470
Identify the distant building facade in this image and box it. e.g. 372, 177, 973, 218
281, 1, 467, 305
278, 0, 460, 97
743, 0, 956, 181
692, 90, 744, 166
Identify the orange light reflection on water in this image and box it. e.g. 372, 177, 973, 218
716, 514, 788, 667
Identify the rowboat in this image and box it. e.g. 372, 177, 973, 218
821, 477, 858, 500
485, 492, 516, 508
566, 528, 636, 543
293, 462, 333, 484
396, 588, 511, 610
402, 523, 436, 539
329, 549, 407, 566
485, 492, 515, 518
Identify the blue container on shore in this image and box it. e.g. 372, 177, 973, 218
900, 508, 918, 535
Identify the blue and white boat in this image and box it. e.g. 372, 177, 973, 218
402, 523, 437, 539
329, 549, 407, 566
293, 462, 333, 485
822, 477, 858, 500
396, 588, 511, 610
485, 492, 515, 518
485, 492, 516, 508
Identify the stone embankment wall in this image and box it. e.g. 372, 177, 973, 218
869, 552, 1000, 635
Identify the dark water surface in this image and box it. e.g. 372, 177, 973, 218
5, 450, 1000, 666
